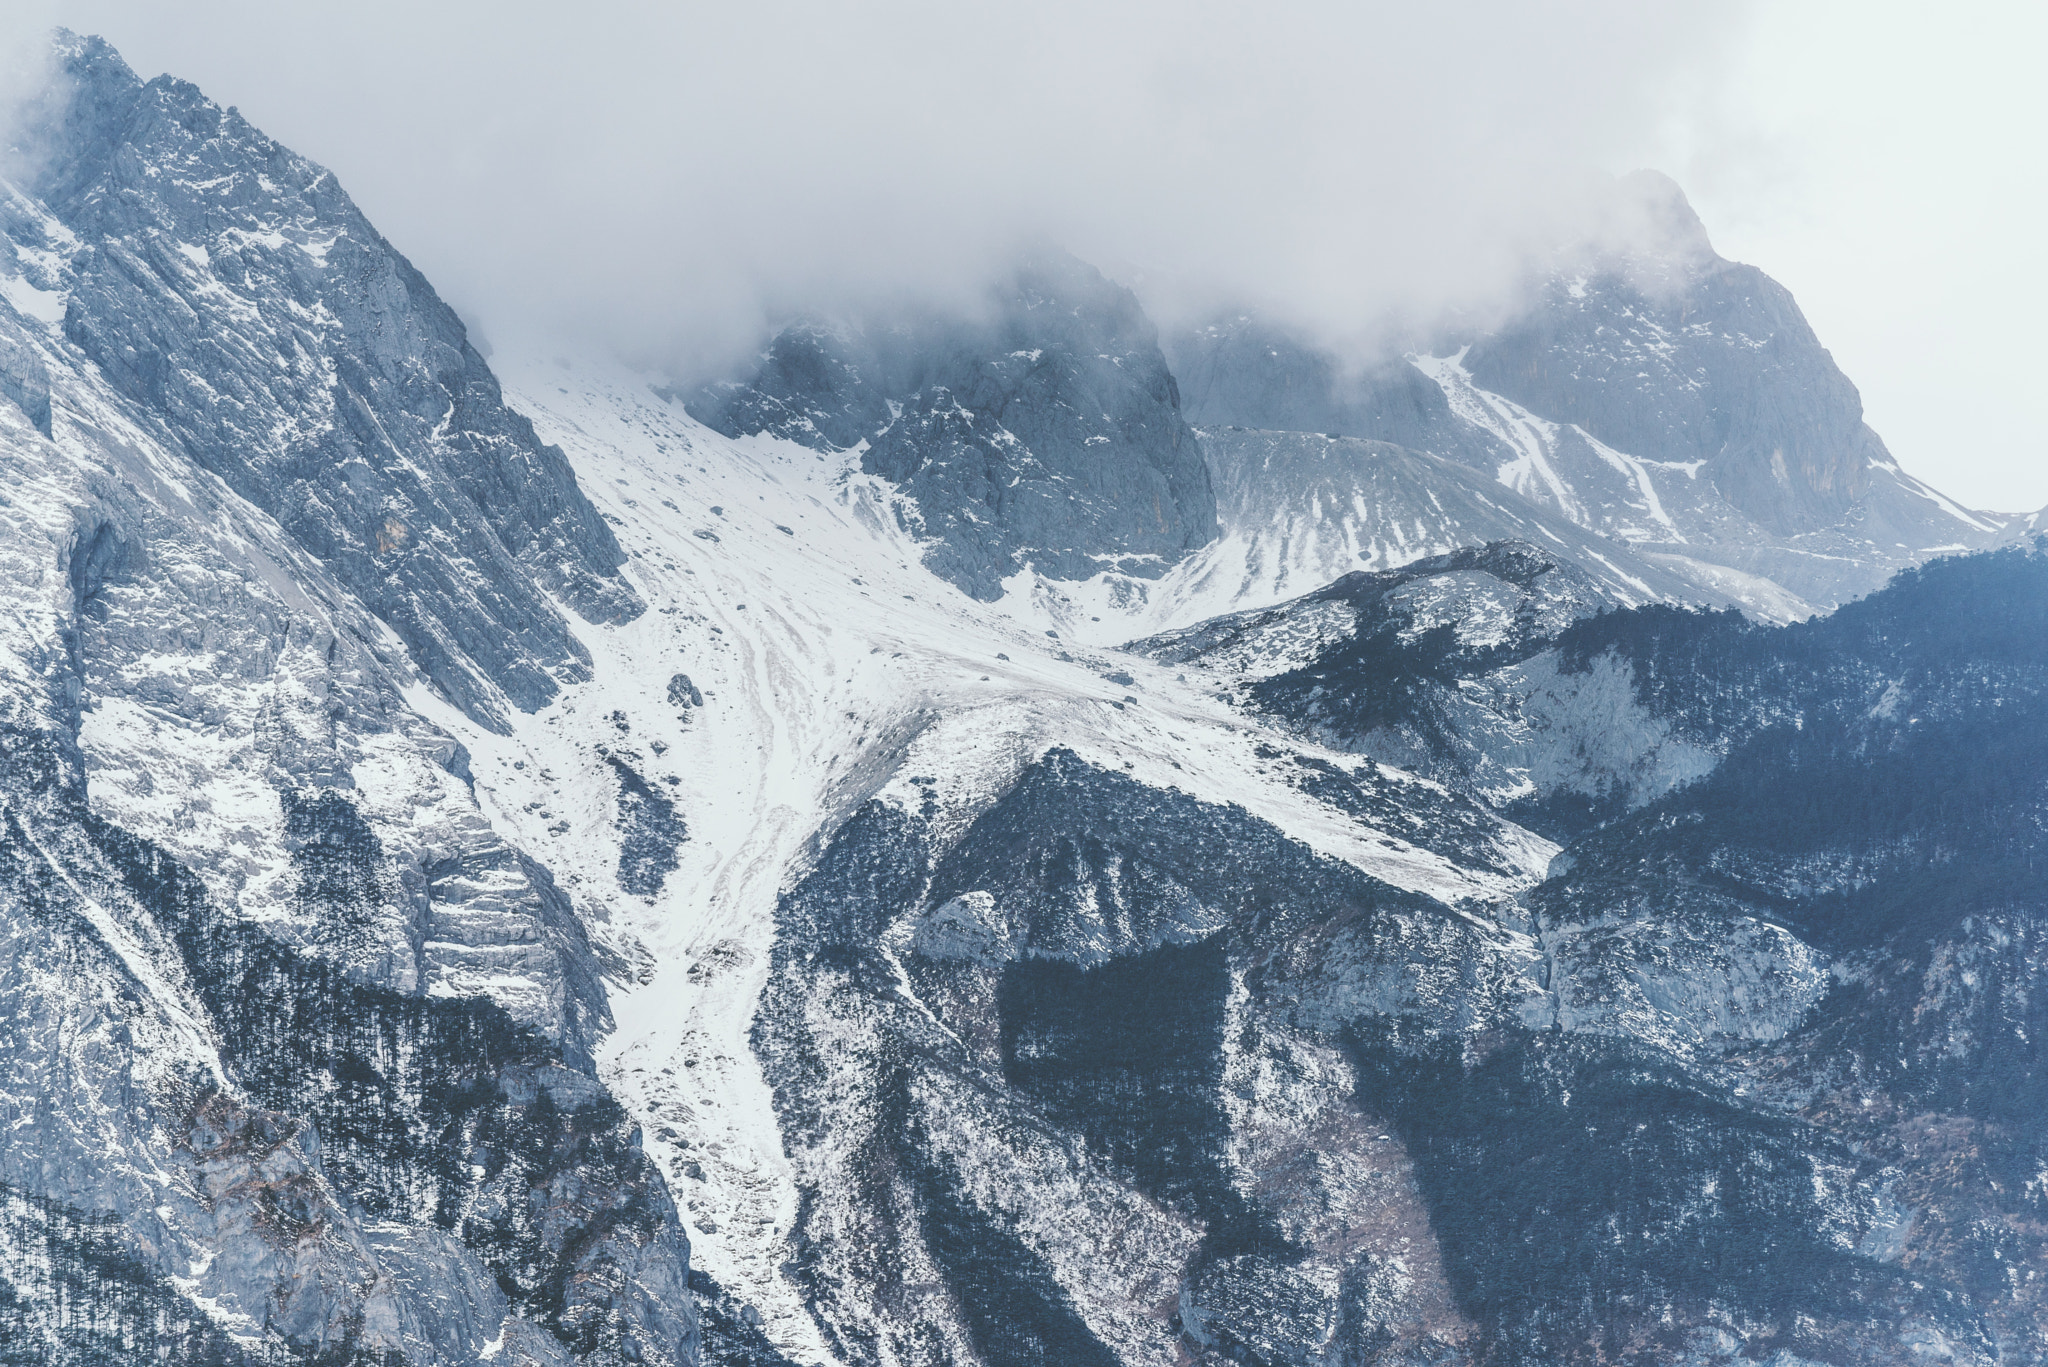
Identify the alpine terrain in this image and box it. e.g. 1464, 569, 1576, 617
1, 29, 2044, 1367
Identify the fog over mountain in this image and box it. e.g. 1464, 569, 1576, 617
14, 1, 2042, 510
1, 2, 1750, 364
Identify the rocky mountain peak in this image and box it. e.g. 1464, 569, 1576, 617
1464, 207, 1883, 537
8, 28, 642, 729
692, 248, 1217, 600
1163, 174, 2000, 616
1599, 168, 1721, 276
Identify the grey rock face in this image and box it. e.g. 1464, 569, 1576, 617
1167, 316, 1503, 469
0, 463, 696, 1363
0, 722, 690, 1367
0, 32, 698, 1366
0, 1178, 329, 1366
685, 321, 895, 453
0, 329, 51, 437
692, 254, 1218, 599
40, 364, 610, 1062
16, 33, 640, 729
1463, 174, 1873, 536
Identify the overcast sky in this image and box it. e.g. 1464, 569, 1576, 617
9, 0, 2046, 510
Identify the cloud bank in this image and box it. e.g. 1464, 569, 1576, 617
10, 0, 1760, 373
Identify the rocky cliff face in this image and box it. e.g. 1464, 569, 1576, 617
689, 254, 1218, 600
1462, 173, 1880, 536
14, 34, 640, 729
0, 32, 696, 1367
0, 722, 696, 1366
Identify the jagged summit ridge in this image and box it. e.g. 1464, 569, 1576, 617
691, 176, 2001, 634
11, 30, 640, 728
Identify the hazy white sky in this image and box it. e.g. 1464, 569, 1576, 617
1674, 2, 2048, 511
8, 0, 2045, 509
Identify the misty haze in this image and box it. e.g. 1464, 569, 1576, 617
0, 6, 2045, 1367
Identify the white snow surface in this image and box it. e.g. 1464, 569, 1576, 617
1412, 349, 1688, 543
979, 423, 1697, 652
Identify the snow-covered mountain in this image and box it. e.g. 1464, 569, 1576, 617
701, 181, 2009, 635
1166, 173, 2011, 619
3, 29, 2046, 1367
0, 33, 692, 1367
